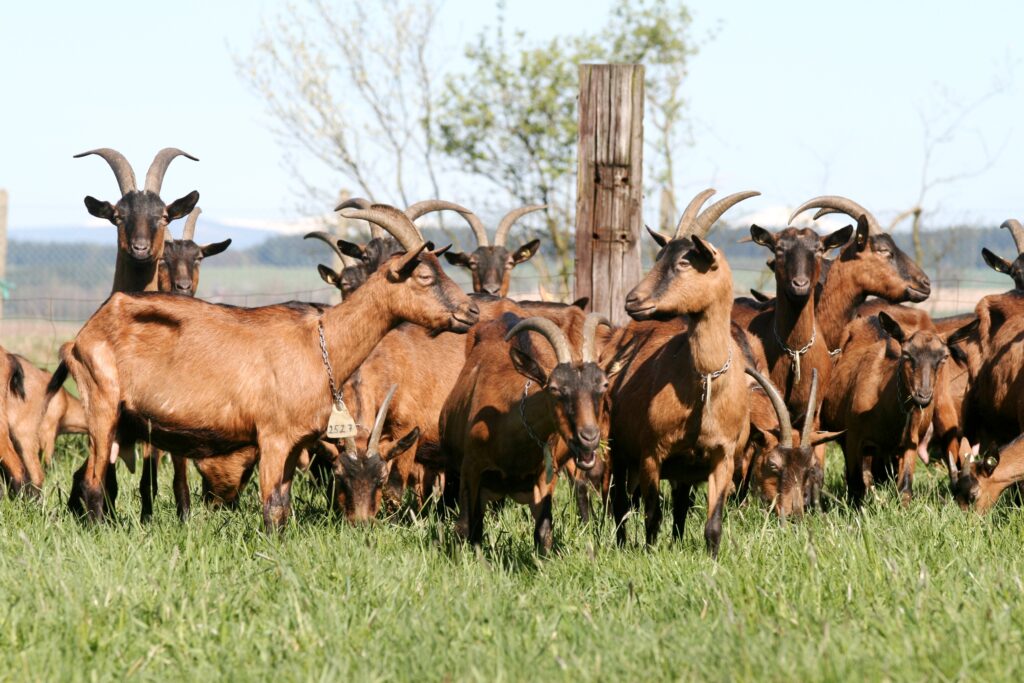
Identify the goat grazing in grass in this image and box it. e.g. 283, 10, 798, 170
0, 353, 29, 496
53, 204, 479, 531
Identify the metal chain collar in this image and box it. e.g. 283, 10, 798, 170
700, 346, 732, 406
317, 320, 344, 409
519, 380, 548, 450
774, 322, 816, 383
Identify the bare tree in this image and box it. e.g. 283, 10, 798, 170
892, 75, 1012, 267
236, 0, 446, 218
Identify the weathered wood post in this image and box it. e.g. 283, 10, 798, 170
574, 64, 644, 326
0, 189, 8, 321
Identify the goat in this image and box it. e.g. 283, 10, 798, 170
6, 356, 86, 489
950, 435, 1024, 512
139, 207, 232, 522
54, 204, 479, 531
745, 368, 842, 517
440, 312, 618, 554
75, 148, 200, 293
821, 311, 971, 505
744, 222, 852, 420
979, 219, 1024, 291
306, 199, 479, 298
0, 354, 29, 496
443, 205, 546, 296
608, 189, 757, 555
789, 196, 932, 353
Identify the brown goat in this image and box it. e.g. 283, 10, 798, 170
75, 147, 200, 293
440, 311, 619, 554
745, 368, 843, 516
609, 189, 757, 555
950, 436, 1024, 512
6, 356, 86, 489
821, 311, 970, 505
56, 204, 479, 531
140, 207, 232, 522
443, 205, 546, 296
0, 354, 29, 496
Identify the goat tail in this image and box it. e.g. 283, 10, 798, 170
8, 354, 26, 400
46, 350, 71, 401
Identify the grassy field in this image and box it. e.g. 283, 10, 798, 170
1, 439, 1022, 682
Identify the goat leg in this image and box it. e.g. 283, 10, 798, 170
670, 481, 694, 541
139, 444, 158, 522
172, 455, 191, 521
610, 458, 631, 547
531, 494, 554, 555
704, 449, 734, 557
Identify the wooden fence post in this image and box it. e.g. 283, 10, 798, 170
0, 189, 8, 321
574, 64, 644, 326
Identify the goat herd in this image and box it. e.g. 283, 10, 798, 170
1, 147, 1021, 557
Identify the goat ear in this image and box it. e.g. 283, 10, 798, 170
823, 224, 854, 251
513, 239, 541, 264
690, 235, 718, 265
200, 239, 231, 258
443, 251, 473, 268
982, 248, 1012, 275
854, 215, 870, 251
946, 317, 980, 347
645, 225, 670, 248
749, 225, 775, 249
317, 264, 341, 287
809, 430, 844, 447
338, 240, 366, 261
389, 243, 429, 280
84, 196, 116, 223
430, 244, 451, 257
509, 347, 548, 386
877, 311, 906, 343
570, 297, 590, 310
750, 288, 772, 303
384, 427, 420, 462
166, 191, 200, 221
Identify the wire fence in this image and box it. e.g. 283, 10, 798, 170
0, 235, 1008, 372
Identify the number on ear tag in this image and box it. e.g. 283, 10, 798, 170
326, 401, 357, 439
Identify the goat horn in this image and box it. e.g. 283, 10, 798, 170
582, 313, 612, 364
947, 449, 960, 487
73, 148, 138, 195
789, 195, 881, 235
182, 207, 201, 241
1000, 219, 1024, 254
369, 384, 398, 452
338, 204, 423, 254
144, 148, 198, 194
745, 367, 792, 448
335, 197, 385, 240
404, 200, 483, 242
304, 231, 346, 261
674, 188, 716, 238
494, 205, 547, 247
505, 317, 573, 366
691, 191, 760, 238
801, 369, 819, 447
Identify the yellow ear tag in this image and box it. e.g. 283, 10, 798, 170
327, 400, 357, 440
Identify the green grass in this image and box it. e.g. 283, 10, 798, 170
2, 440, 1022, 682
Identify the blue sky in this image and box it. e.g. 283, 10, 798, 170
1, 0, 1021, 233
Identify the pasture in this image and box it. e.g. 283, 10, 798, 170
1, 439, 1020, 681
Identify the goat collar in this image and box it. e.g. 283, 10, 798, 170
773, 322, 816, 383
700, 346, 732, 407
520, 380, 556, 483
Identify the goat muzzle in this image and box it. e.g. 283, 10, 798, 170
450, 302, 480, 331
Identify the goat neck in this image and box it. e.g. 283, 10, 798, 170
112, 249, 163, 293
815, 257, 867, 352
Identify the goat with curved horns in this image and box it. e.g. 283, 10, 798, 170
980, 219, 1024, 291
306, 199, 483, 298
443, 205, 547, 296
52, 203, 479, 532
75, 147, 200, 292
